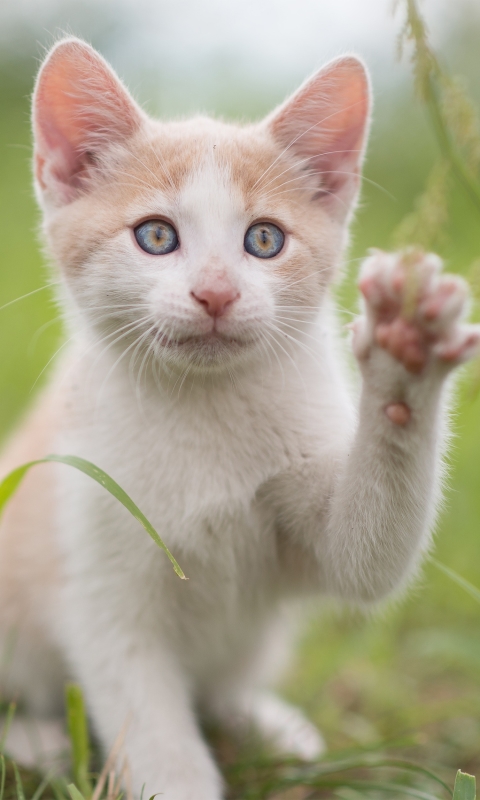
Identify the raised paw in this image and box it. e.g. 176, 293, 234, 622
352, 249, 480, 374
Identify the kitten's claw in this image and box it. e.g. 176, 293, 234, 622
352, 250, 480, 373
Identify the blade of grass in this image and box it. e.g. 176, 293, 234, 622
50, 776, 71, 800
397, 0, 480, 214
431, 559, 480, 604
31, 771, 57, 800
313, 758, 451, 793
0, 755, 5, 800
90, 723, 128, 800
67, 785, 86, 800
227, 754, 451, 795
122, 758, 133, 800
66, 684, 92, 799
453, 771, 476, 800
0, 456, 186, 580
13, 763, 26, 800
0, 702, 16, 753
294, 779, 443, 800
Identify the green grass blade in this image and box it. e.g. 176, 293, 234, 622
0, 702, 16, 753
12, 763, 25, 800
50, 776, 71, 800
432, 559, 480, 604
311, 757, 451, 793
453, 771, 476, 800
66, 684, 92, 799
0, 456, 186, 580
302, 779, 443, 800
67, 784, 86, 800
0, 755, 5, 800
31, 772, 56, 800
0, 465, 31, 512
227, 754, 452, 795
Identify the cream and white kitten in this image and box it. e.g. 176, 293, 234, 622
0, 38, 478, 800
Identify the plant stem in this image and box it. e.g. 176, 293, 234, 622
404, 0, 480, 214
425, 76, 480, 214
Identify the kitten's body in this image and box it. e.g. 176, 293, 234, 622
0, 39, 478, 799
0, 297, 351, 707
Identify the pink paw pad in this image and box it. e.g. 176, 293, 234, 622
355, 250, 479, 373
385, 403, 411, 426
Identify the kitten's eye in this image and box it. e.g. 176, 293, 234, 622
134, 220, 179, 255
244, 222, 284, 259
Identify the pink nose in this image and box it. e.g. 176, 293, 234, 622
191, 287, 239, 318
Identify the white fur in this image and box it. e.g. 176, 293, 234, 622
1, 39, 477, 800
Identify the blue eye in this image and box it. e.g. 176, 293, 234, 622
244, 222, 284, 259
134, 219, 178, 255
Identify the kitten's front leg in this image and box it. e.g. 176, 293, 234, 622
323, 249, 480, 602
67, 607, 223, 800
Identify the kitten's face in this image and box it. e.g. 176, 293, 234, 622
33, 40, 370, 373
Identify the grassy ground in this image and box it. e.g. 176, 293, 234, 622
0, 56, 479, 799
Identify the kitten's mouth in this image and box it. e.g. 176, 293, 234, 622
154, 329, 253, 351
149, 323, 259, 368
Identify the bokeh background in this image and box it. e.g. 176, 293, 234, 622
1, 0, 480, 784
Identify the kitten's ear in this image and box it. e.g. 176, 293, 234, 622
266, 56, 371, 222
33, 37, 145, 205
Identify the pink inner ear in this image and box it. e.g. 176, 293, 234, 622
268, 57, 371, 216
33, 39, 144, 198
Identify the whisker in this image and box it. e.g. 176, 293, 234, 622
258, 162, 394, 203
96, 322, 156, 402
252, 99, 367, 192
30, 335, 74, 394
145, 140, 177, 193
263, 326, 309, 400
124, 152, 171, 195
306, 169, 396, 201
129, 322, 159, 408
261, 184, 349, 212
274, 317, 325, 348
256, 150, 352, 194
0, 281, 60, 312
85, 315, 154, 388
271, 272, 321, 295
28, 316, 61, 358
267, 321, 323, 373
84, 151, 170, 195
257, 330, 286, 390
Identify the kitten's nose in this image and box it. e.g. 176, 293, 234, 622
191, 287, 240, 318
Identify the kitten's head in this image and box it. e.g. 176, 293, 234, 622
33, 38, 370, 374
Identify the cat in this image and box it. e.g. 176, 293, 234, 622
0, 36, 479, 800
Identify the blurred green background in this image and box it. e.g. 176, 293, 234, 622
0, 0, 479, 786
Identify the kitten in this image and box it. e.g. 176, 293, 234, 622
0, 37, 478, 799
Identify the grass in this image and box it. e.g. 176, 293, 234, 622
0, 20, 480, 797
0, 455, 185, 579
0, 686, 477, 800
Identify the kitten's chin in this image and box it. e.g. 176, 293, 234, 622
153, 330, 258, 371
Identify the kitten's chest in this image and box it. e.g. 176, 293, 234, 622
62, 357, 342, 565
84, 380, 295, 534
